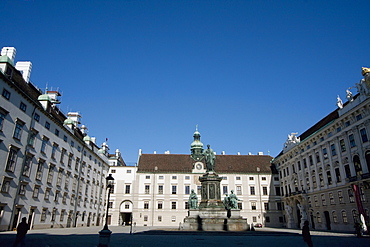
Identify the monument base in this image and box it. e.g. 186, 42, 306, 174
183, 208, 249, 231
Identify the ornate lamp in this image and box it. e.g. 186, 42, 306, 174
98, 173, 114, 247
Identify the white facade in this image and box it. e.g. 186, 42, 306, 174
0, 47, 111, 231
273, 70, 370, 231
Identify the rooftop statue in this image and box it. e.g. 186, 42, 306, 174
204, 144, 216, 172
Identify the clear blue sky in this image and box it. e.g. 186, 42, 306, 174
3, 0, 369, 163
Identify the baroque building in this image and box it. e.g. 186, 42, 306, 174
272, 68, 370, 231
108, 128, 284, 228
0, 47, 112, 231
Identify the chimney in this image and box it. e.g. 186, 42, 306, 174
258, 152, 264, 155
1, 47, 16, 64
67, 112, 81, 127
15, 61, 32, 82
91, 137, 96, 144
221, 151, 225, 155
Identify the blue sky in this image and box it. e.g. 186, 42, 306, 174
2, 0, 370, 163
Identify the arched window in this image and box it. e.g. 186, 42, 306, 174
332, 211, 338, 223
353, 155, 363, 176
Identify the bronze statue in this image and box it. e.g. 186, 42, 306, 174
204, 145, 216, 172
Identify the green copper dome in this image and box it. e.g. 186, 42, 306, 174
38, 94, 51, 101
64, 118, 74, 125
0, 55, 14, 66
83, 135, 91, 142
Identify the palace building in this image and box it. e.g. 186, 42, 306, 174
272, 68, 370, 232
108, 128, 284, 228
0, 47, 112, 231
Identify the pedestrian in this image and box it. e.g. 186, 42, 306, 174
354, 222, 362, 237
13, 217, 29, 247
302, 220, 313, 247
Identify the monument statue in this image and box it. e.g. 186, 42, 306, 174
297, 203, 308, 222
204, 144, 216, 172
346, 89, 353, 102
223, 190, 241, 210
285, 205, 293, 219
188, 189, 198, 209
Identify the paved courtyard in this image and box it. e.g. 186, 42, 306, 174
1, 225, 369, 247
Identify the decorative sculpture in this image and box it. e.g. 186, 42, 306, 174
188, 189, 198, 209
336, 95, 343, 109
204, 144, 216, 172
223, 190, 241, 210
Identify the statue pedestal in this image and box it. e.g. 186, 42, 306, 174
183, 172, 248, 231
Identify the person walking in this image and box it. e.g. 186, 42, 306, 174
302, 220, 313, 247
13, 217, 29, 247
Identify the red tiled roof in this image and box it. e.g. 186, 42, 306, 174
137, 154, 274, 174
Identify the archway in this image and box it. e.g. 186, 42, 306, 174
120, 200, 133, 226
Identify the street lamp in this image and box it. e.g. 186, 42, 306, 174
98, 173, 114, 247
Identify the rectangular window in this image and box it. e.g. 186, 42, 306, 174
335, 168, 341, 183
223, 186, 228, 195
275, 186, 281, 196
303, 159, 307, 168
349, 134, 356, 147
277, 202, 283, 210
145, 185, 150, 194
51, 144, 58, 160
172, 176, 177, 179
185, 176, 190, 180
250, 186, 255, 195
236, 186, 242, 195
60, 210, 65, 222
34, 113, 40, 122
41, 208, 47, 222
185, 185, 190, 195
264, 202, 269, 210
342, 211, 348, 223
262, 186, 268, 195
13, 121, 24, 140
348, 189, 355, 203
344, 164, 351, 178
144, 201, 149, 209
171, 201, 176, 209
158, 201, 163, 209
323, 148, 328, 159
338, 191, 344, 204
327, 171, 332, 185
32, 186, 40, 198
56, 169, 63, 187
360, 128, 368, 143
172, 185, 177, 194
249, 177, 254, 180
356, 114, 363, 121
45, 121, 50, 129
125, 185, 130, 194
329, 192, 335, 204
251, 202, 256, 210
0, 111, 6, 131
309, 155, 313, 166
158, 185, 163, 194
44, 188, 51, 200
63, 135, 67, 142
19, 102, 27, 112
2, 88, 10, 99
1, 178, 11, 193
6, 147, 18, 172
236, 176, 241, 180
340, 139, 346, 152
315, 153, 320, 163
55, 129, 59, 136
41, 137, 48, 154
331, 144, 337, 156
47, 165, 54, 184
22, 155, 33, 177
158, 216, 162, 222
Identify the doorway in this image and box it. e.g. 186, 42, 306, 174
324, 211, 331, 230
120, 213, 132, 226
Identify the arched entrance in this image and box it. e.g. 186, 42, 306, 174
120, 200, 133, 226
324, 211, 331, 230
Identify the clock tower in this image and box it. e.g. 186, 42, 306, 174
190, 126, 204, 161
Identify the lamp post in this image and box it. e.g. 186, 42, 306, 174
98, 173, 114, 247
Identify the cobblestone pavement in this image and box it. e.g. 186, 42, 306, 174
1, 225, 369, 247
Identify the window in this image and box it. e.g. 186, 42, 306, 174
342, 211, 348, 223
335, 168, 341, 183
236, 176, 241, 180
36, 159, 44, 180
223, 186, 228, 195
13, 121, 24, 140
144, 201, 149, 209
327, 171, 332, 185
314, 196, 318, 207
75, 158, 80, 171
249, 177, 254, 180
32, 186, 40, 198
262, 187, 268, 195
41, 137, 48, 154
332, 211, 338, 223
251, 202, 256, 210
2, 88, 10, 99
185, 176, 190, 180
6, 147, 18, 172
145, 185, 150, 194
197, 186, 201, 195
28, 130, 37, 147
315, 153, 320, 163
158, 185, 163, 194
236, 186, 242, 195
60, 210, 65, 222
171, 201, 176, 209
185, 202, 189, 209
145, 175, 150, 179
261, 177, 266, 180
264, 202, 269, 210
331, 144, 337, 156
125, 185, 130, 194
158, 201, 163, 209
185, 185, 190, 195
44, 188, 51, 200
158, 216, 162, 222
348, 189, 355, 203
360, 128, 368, 143
68, 153, 73, 167
64, 172, 70, 190
349, 134, 356, 148
329, 192, 335, 204
238, 203, 243, 210
323, 148, 328, 159
41, 208, 47, 222
317, 212, 322, 223
54, 190, 60, 202
0, 110, 6, 131
1, 178, 11, 193
344, 164, 351, 178
34, 113, 40, 122
22, 155, 33, 177
47, 165, 54, 184
63, 135, 67, 142
45, 121, 50, 129
71, 141, 74, 147
172, 185, 177, 194
275, 186, 281, 196
250, 186, 255, 195
19, 102, 27, 112
277, 202, 283, 210
55, 129, 59, 136
51, 144, 58, 160
56, 169, 63, 187
158, 175, 163, 179
345, 121, 350, 127
172, 176, 177, 179
309, 156, 313, 166
171, 216, 176, 222
252, 216, 257, 222
338, 191, 344, 204
62, 193, 67, 204
340, 139, 346, 152
60, 148, 66, 164
356, 114, 362, 121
